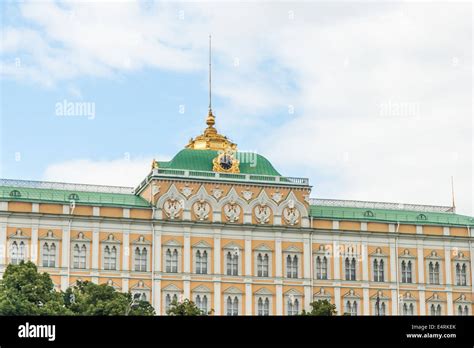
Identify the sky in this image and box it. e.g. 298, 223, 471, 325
0, 0, 473, 215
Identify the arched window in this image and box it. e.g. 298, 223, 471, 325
196, 295, 207, 313
374, 259, 384, 282
172, 249, 178, 273
409, 303, 414, 315
165, 294, 171, 311
316, 256, 328, 280
43, 242, 56, 267
165, 248, 176, 273
456, 263, 461, 285
166, 249, 172, 273
461, 264, 467, 286
430, 304, 436, 315
104, 246, 117, 270
18, 241, 26, 262
227, 296, 239, 316
73, 244, 80, 268
288, 298, 299, 315
257, 298, 263, 316
464, 305, 469, 316
403, 303, 408, 315
346, 257, 356, 281
135, 247, 147, 272
458, 305, 463, 316
257, 253, 269, 277
226, 252, 238, 276
196, 250, 205, 274
429, 262, 440, 284
286, 255, 298, 278
79, 245, 87, 269
351, 301, 357, 316
380, 302, 386, 316
11, 241, 19, 264
436, 304, 442, 316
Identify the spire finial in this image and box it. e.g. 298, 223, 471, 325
206, 34, 215, 128
208, 34, 212, 113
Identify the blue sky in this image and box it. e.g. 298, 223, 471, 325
1, 1, 472, 214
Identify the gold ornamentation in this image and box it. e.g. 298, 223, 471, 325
185, 109, 238, 151
212, 148, 240, 173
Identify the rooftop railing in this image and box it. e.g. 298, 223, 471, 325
134, 168, 309, 193
0, 178, 134, 195
310, 198, 455, 213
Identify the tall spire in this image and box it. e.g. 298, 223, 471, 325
206, 34, 215, 127
185, 36, 237, 151
209, 34, 212, 112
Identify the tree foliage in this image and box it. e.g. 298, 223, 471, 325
166, 298, 212, 316
64, 280, 155, 316
0, 261, 70, 315
0, 262, 154, 316
300, 300, 337, 316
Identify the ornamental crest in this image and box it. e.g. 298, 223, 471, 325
181, 186, 193, 198
242, 190, 253, 201
254, 204, 271, 224
223, 202, 241, 223
212, 188, 224, 200
283, 200, 300, 226
163, 197, 183, 219
193, 200, 211, 221
272, 191, 283, 203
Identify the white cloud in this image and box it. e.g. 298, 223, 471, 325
42, 156, 169, 187
4, 1, 473, 215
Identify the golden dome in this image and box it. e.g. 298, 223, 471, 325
186, 109, 237, 151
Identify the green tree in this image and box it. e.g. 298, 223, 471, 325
166, 298, 212, 316
300, 299, 337, 316
0, 261, 71, 315
64, 280, 155, 316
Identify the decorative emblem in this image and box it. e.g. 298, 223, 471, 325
254, 204, 271, 224
181, 186, 193, 198
212, 188, 223, 200
272, 191, 283, 203
212, 148, 240, 173
193, 200, 211, 221
242, 190, 253, 201
163, 197, 183, 219
283, 200, 300, 226
223, 202, 241, 223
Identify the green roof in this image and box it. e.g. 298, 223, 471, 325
0, 186, 150, 208
158, 149, 281, 176
310, 205, 474, 227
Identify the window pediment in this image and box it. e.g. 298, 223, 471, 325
223, 286, 243, 295
284, 245, 302, 253
162, 284, 182, 292
192, 285, 212, 293
102, 234, 121, 244
254, 287, 273, 296
9, 229, 30, 240
253, 243, 272, 252
192, 240, 211, 249
132, 235, 151, 245
71, 232, 90, 243
343, 289, 360, 299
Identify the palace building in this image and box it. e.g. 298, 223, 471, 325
1, 107, 473, 316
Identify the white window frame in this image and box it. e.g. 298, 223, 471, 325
343, 290, 360, 316
452, 252, 470, 287
223, 243, 242, 276
399, 250, 416, 284
39, 230, 60, 268
254, 288, 273, 316
101, 234, 121, 271
425, 251, 443, 285
192, 241, 211, 275
224, 288, 242, 316
254, 245, 272, 278
313, 246, 331, 280
162, 284, 183, 315
284, 289, 302, 316
162, 239, 182, 274
8, 229, 29, 265
284, 247, 302, 279
132, 235, 151, 273
70, 232, 91, 270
